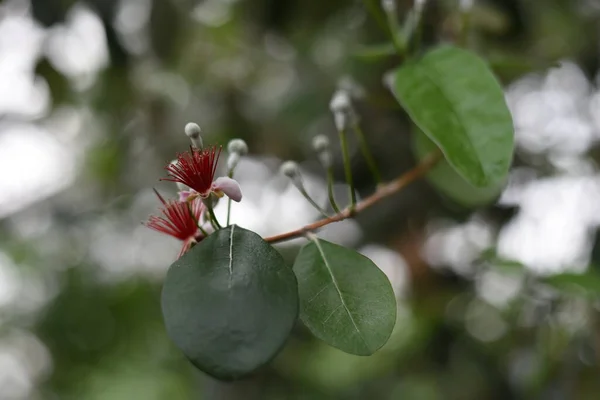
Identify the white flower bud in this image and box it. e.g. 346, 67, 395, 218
329, 90, 352, 114
337, 75, 366, 99
459, 0, 474, 12
227, 138, 248, 155
318, 151, 333, 169
312, 135, 330, 153
414, 0, 427, 14
280, 161, 300, 179
381, 0, 396, 14
329, 90, 357, 131
184, 122, 203, 148
184, 122, 201, 138
227, 153, 241, 171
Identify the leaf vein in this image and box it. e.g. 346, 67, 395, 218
228, 225, 235, 289
311, 237, 370, 351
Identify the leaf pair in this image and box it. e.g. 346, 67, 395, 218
161, 226, 396, 380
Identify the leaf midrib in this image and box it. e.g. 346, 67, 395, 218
311, 237, 370, 351
228, 225, 235, 289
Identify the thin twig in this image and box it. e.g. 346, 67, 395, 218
265, 150, 442, 244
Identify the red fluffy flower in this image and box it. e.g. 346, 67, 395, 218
145, 189, 205, 256
162, 146, 242, 202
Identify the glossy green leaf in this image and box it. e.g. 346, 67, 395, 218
413, 129, 506, 207
543, 272, 600, 297
390, 45, 514, 187
161, 225, 298, 381
293, 237, 396, 356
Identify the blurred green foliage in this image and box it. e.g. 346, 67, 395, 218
3, 0, 600, 399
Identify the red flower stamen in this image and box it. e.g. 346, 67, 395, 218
145, 189, 203, 243
162, 146, 222, 197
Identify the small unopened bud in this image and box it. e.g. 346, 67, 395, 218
318, 151, 333, 169
381, 0, 396, 14
414, 0, 426, 14
337, 76, 366, 99
280, 160, 300, 178
459, 0, 474, 12
329, 90, 352, 114
184, 122, 203, 148
227, 153, 241, 171
329, 90, 357, 131
227, 138, 248, 155
312, 135, 330, 153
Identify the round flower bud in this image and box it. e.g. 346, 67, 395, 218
459, 0, 473, 11
329, 90, 352, 114
227, 138, 248, 156
381, 0, 396, 13
184, 122, 203, 148
312, 135, 330, 153
280, 161, 300, 179
329, 89, 357, 131
318, 151, 333, 169
227, 153, 241, 171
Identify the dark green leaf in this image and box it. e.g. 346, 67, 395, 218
543, 272, 600, 297
390, 45, 514, 187
413, 129, 506, 207
161, 225, 298, 381
293, 237, 396, 356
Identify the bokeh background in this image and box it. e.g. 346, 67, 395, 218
2, 0, 600, 398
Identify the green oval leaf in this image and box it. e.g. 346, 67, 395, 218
413, 129, 506, 207
390, 45, 514, 187
292, 237, 396, 356
161, 225, 298, 381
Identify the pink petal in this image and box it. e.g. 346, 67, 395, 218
212, 177, 242, 202
178, 190, 193, 202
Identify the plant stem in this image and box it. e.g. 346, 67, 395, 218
197, 222, 209, 237
265, 150, 442, 244
384, 8, 406, 56
327, 167, 341, 213
460, 9, 471, 47
338, 128, 357, 211
361, 0, 393, 34
206, 202, 222, 229
352, 123, 382, 184
296, 184, 330, 219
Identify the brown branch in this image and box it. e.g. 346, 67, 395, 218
265, 151, 442, 244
